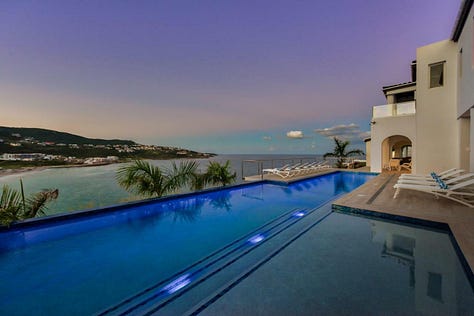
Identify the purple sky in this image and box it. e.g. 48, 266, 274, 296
0, 0, 461, 154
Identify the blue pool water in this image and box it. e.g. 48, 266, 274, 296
0, 171, 471, 315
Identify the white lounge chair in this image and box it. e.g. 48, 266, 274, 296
393, 177, 474, 207
308, 161, 331, 172
399, 168, 463, 180
263, 163, 303, 178
262, 164, 291, 178
397, 172, 474, 186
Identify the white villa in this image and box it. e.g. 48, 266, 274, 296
367, 0, 474, 174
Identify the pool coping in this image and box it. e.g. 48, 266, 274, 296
0, 170, 374, 232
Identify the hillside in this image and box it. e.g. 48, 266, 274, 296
0, 126, 135, 145
0, 126, 214, 164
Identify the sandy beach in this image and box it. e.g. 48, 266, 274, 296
0, 163, 116, 180
0, 166, 51, 180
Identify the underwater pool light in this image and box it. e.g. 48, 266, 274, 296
162, 274, 192, 294
248, 234, 265, 244
293, 210, 306, 217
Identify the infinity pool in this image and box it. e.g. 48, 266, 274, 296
0, 171, 471, 315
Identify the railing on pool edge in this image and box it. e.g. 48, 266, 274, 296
241, 157, 325, 180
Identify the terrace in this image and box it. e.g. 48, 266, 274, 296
372, 101, 416, 118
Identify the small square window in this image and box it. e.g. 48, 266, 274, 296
429, 62, 444, 88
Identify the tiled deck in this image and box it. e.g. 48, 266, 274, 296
333, 172, 474, 272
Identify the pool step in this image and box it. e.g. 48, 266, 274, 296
96, 205, 309, 316
159, 203, 333, 316
97, 200, 334, 316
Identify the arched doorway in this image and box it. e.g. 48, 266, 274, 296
381, 135, 412, 172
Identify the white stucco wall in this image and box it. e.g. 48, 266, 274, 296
365, 140, 371, 167
459, 116, 470, 171
457, 5, 474, 117
456, 6, 474, 171
415, 40, 460, 174
369, 115, 416, 173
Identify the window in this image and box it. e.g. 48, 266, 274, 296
401, 145, 412, 158
429, 62, 444, 88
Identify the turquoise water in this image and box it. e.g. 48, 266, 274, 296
0, 154, 321, 215
0, 172, 373, 315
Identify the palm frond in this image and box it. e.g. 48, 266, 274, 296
205, 160, 236, 186
24, 189, 59, 219
0, 185, 22, 226
346, 149, 364, 156
0, 184, 58, 226
165, 160, 198, 193
116, 160, 165, 197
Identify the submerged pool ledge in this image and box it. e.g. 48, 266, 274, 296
332, 172, 474, 286
333, 204, 474, 289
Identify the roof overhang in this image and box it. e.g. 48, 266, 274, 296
382, 82, 416, 96
451, 0, 474, 41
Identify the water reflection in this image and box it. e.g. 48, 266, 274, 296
334, 173, 349, 194
209, 191, 233, 212
0, 192, 233, 251
241, 185, 266, 201
370, 220, 474, 314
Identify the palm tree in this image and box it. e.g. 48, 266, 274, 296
203, 160, 236, 187
190, 160, 237, 190
323, 138, 364, 168
116, 160, 198, 197
0, 180, 59, 226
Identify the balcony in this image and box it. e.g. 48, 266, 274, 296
372, 101, 416, 118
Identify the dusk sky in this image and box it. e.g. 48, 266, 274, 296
0, 1, 461, 154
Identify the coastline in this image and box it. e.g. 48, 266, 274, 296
0, 162, 119, 180
0, 156, 216, 180
0, 166, 51, 180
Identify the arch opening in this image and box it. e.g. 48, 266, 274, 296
381, 135, 412, 172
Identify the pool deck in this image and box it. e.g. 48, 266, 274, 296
333, 171, 474, 272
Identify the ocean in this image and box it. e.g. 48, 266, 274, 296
0, 154, 323, 216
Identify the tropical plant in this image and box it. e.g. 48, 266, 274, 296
0, 180, 59, 226
203, 160, 236, 187
116, 160, 198, 197
189, 160, 237, 190
323, 138, 364, 168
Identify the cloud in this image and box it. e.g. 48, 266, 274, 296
286, 130, 304, 139
315, 123, 369, 141
263, 136, 272, 141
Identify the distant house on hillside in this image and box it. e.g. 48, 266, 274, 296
1, 153, 44, 161
367, 0, 474, 174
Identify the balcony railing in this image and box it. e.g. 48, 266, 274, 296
372, 101, 416, 118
